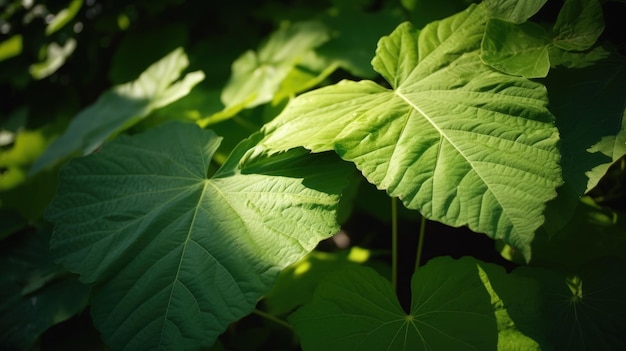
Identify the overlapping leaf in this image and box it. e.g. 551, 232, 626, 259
290, 257, 500, 350
30, 48, 204, 174
45, 122, 351, 350
254, 4, 562, 259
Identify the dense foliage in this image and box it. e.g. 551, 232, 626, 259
1, 0, 625, 350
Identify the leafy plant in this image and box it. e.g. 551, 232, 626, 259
1, 0, 625, 350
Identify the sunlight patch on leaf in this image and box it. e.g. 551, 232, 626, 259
221, 21, 330, 109
290, 257, 498, 350
254, 4, 562, 259
30, 48, 204, 174
45, 122, 351, 350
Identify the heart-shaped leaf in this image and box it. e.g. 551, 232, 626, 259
290, 257, 499, 350
254, 4, 562, 259
45, 122, 351, 350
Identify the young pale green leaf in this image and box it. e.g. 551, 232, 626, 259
221, 21, 330, 109
483, 0, 547, 23
255, 4, 562, 259
45, 122, 351, 350
29, 39, 76, 80
553, 0, 604, 51
45, 0, 83, 36
481, 19, 551, 78
290, 257, 498, 350
30, 48, 204, 175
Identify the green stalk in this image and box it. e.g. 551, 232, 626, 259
391, 197, 398, 292
415, 215, 427, 271
253, 309, 293, 331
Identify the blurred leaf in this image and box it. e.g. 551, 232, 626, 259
30, 48, 204, 174
0, 230, 89, 350
109, 23, 189, 84
29, 39, 76, 79
318, 5, 403, 78
45, 0, 83, 36
481, 19, 551, 78
0, 34, 22, 62
402, 0, 477, 28
221, 21, 330, 109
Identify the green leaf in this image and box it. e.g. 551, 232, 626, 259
483, 0, 547, 23
481, 19, 551, 78
548, 45, 611, 69
29, 39, 76, 79
221, 21, 330, 109
256, 6, 562, 259
515, 259, 626, 350
0, 230, 89, 350
290, 257, 498, 350
532, 196, 626, 272
477, 262, 549, 350
541, 57, 626, 233
0, 34, 22, 62
318, 6, 403, 78
45, 0, 83, 36
30, 48, 204, 174
263, 247, 384, 316
401, 0, 478, 29
586, 110, 626, 190
46, 122, 351, 350
553, 0, 604, 51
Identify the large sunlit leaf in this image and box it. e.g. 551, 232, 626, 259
290, 257, 498, 350
45, 122, 351, 350
254, 4, 562, 259
30, 48, 204, 174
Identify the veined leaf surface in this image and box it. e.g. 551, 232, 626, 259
255, 4, 562, 259
45, 122, 351, 350
290, 257, 498, 350
30, 48, 204, 174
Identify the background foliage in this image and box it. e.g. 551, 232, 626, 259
1, 0, 625, 350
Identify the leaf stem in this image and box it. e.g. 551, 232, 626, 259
415, 215, 426, 271
391, 197, 398, 292
253, 309, 293, 331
